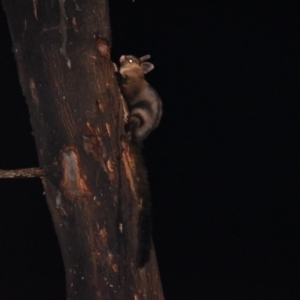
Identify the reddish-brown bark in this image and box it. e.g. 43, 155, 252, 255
2, 1, 164, 299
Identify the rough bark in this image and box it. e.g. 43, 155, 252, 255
2, 1, 164, 299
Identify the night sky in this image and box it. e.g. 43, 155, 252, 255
1, 1, 300, 299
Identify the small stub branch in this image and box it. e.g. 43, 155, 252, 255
0, 168, 45, 179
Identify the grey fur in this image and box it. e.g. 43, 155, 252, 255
119, 55, 162, 142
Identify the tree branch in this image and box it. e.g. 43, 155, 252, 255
0, 168, 45, 179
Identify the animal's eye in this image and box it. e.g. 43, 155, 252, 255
128, 59, 133, 63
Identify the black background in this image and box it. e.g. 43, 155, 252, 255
1, 1, 300, 299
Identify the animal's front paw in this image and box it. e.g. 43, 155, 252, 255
113, 62, 118, 72
123, 112, 129, 123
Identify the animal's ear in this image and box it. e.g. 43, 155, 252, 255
140, 62, 154, 74
139, 54, 151, 62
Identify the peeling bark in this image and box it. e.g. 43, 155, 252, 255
2, 1, 164, 299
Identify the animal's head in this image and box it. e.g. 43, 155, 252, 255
119, 54, 154, 74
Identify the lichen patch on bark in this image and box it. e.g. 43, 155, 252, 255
60, 147, 91, 200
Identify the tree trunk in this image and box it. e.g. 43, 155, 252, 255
2, 1, 164, 299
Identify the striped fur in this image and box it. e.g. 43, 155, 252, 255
119, 55, 162, 142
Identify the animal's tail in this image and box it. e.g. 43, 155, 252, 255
131, 143, 152, 268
